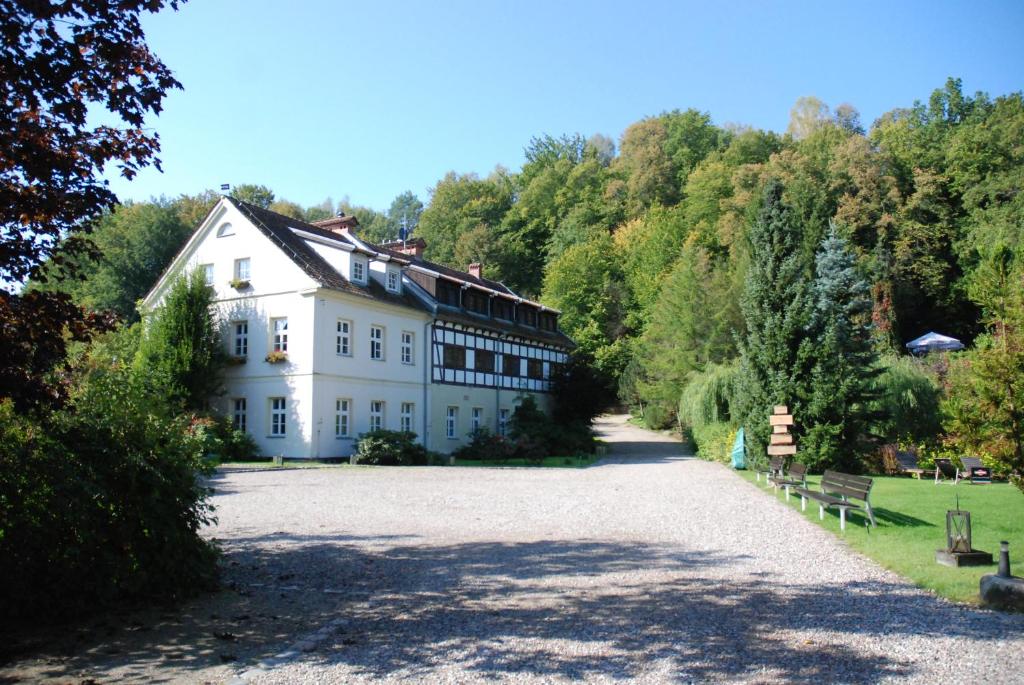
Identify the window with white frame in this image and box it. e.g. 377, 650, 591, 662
370, 325, 384, 360
370, 400, 384, 432
216, 222, 235, 237
401, 331, 414, 365
400, 402, 414, 433
270, 397, 286, 436
499, 408, 510, 436
352, 259, 366, 283
234, 257, 250, 281
233, 398, 247, 432
336, 319, 351, 356
446, 406, 458, 439
335, 398, 351, 438
233, 321, 248, 356
472, 407, 483, 432
387, 269, 400, 292
201, 263, 214, 285
272, 318, 288, 352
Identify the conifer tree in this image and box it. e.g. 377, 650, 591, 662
734, 179, 814, 461
135, 269, 224, 411
801, 227, 880, 472
634, 241, 742, 426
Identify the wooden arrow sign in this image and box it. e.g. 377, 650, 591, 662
773, 405, 789, 415
767, 444, 797, 456
770, 434, 794, 445
769, 414, 794, 426
772, 425, 789, 434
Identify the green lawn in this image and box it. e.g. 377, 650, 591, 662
737, 470, 1024, 605
452, 454, 600, 468
219, 455, 601, 469
217, 460, 351, 470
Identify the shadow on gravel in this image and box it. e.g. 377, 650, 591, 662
13, 534, 1022, 683
594, 439, 692, 465
191, 535, 1018, 682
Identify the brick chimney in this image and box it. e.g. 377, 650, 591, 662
312, 212, 360, 235
383, 237, 426, 258
468, 263, 483, 279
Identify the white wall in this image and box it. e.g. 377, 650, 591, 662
427, 385, 552, 453
152, 200, 321, 458
309, 291, 431, 456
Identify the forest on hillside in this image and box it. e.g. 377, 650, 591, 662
39, 77, 1024, 483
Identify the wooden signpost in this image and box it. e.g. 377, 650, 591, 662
767, 405, 796, 456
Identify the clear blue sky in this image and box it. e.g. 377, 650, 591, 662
108, 0, 1024, 212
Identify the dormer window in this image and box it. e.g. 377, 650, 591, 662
216, 222, 235, 237
493, 298, 514, 321
386, 269, 400, 293
437, 280, 461, 307
464, 289, 489, 316
352, 258, 366, 284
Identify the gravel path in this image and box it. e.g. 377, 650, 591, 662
4, 415, 1022, 683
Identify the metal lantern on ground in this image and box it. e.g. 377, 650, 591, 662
946, 508, 972, 554
935, 494, 992, 567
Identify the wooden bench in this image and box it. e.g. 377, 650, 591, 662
796, 470, 875, 531
769, 461, 807, 501
755, 456, 784, 484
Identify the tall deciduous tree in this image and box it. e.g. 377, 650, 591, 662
541, 234, 628, 379
230, 184, 275, 209
1, 0, 182, 408
945, 246, 1024, 492
387, 191, 424, 238
417, 170, 514, 272
36, 201, 193, 321
734, 179, 814, 460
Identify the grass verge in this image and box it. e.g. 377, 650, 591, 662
736, 469, 1024, 605
453, 454, 600, 468
217, 460, 349, 470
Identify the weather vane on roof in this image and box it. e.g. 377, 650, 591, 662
399, 214, 409, 243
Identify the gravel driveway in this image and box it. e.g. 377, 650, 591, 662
4, 415, 1022, 684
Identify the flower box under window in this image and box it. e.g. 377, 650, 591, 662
229, 278, 250, 290
227, 355, 247, 366
265, 350, 288, 364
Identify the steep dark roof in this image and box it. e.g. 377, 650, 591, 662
435, 306, 576, 348
370, 242, 516, 296
227, 197, 571, 347
227, 197, 426, 311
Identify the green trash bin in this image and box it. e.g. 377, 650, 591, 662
730, 427, 746, 469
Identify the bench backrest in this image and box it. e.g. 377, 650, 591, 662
935, 458, 958, 478
821, 470, 872, 501
787, 462, 807, 481
768, 456, 784, 472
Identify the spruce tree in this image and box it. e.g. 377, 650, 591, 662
735, 179, 814, 462
135, 269, 224, 411
801, 227, 880, 472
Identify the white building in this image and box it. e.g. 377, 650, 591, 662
142, 197, 574, 458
